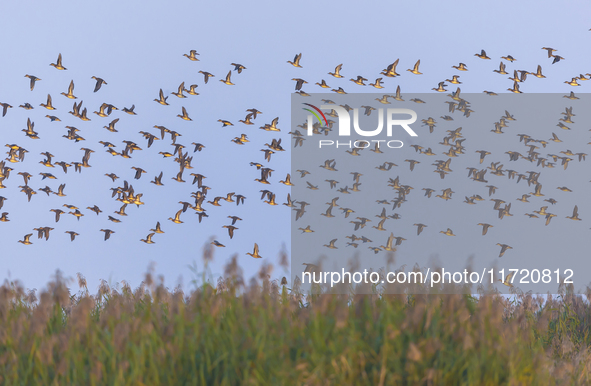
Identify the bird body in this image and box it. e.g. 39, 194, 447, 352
287, 53, 302, 68
440, 228, 455, 236
220, 71, 234, 85
61, 80, 77, 99
18, 234, 33, 245
184, 50, 199, 61
178, 106, 192, 121
100, 229, 114, 241
50, 53, 67, 70
407, 60, 422, 74
141, 233, 155, 244
497, 243, 512, 257
247, 243, 262, 258
91, 76, 107, 92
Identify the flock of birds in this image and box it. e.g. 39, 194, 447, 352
0, 52, 279, 258
285, 48, 591, 287
0, 47, 589, 278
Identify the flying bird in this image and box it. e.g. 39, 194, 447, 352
220, 71, 234, 85
287, 53, 302, 68
25, 75, 41, 91
184, 50, 199, 61
100, 229, 115, 241
50, 53, 67, 70
247, 243, 262, 258
407, 60, 422, 74
497, 244, 512, 257
91, 76, 107, 92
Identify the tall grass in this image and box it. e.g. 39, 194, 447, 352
0, 254, 590, 385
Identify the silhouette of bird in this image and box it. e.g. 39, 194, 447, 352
184, 50, 199, 61
25, 75, 41, 91
414, 223, 427, 235
440, 228, 455, 236
61, 80, 77, 99
140, 233, 155, 244
122, 105, 137, 115
497, 244, 512, 257
287, 53, 302, 68
381, 59, 400, 77
499, 272, 515, 287
231, 63, 246, 73
292, 78, 307, 90
18, 234, 33, 245
220, 71, 234, 85
452, 63, 468, 71
198, 71, 214, 83
478, 223, 493, 235
91, 76, 107, 92
50, 53, 67, 70
407, 60, 422, 74
247, 243, 262, 258
0, 102, 13, 117
169, 209, 184, 224
328, 64, 343, 78
100, 229, 115, 241
177, 106, 192, 121
154, 89, 169, 105
475, 50, 490, 59
323, 239, 338, 249
65, 231, 79, 242
566, 205, 582, 221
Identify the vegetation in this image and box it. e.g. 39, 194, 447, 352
0, 255, 590, 385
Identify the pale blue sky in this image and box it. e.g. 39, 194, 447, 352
0, 0, 590, 293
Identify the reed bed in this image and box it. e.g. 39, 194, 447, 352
0, 255, 590, 385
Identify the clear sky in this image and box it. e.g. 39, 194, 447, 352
0, 0, 590, 294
